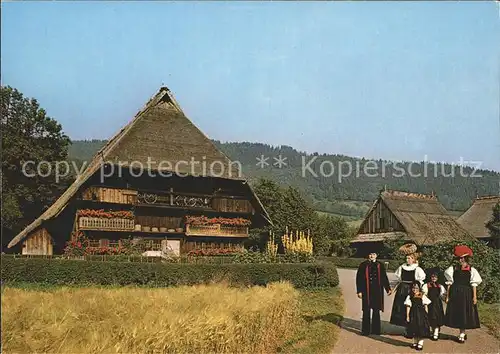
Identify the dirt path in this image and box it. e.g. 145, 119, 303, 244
333, 268, 499, 354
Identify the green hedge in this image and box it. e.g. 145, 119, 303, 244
2, 254, 313, 264
1, 256, 339, 289
316, 256, 400, 271
0, 254, 238, 264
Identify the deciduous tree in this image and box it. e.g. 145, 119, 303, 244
1, 86, 71, 250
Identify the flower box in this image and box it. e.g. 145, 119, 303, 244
185, 215, 251, 227
78, 217, 135, 231
185, 224, 248, 237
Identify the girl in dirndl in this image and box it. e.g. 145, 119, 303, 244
444, 245, 482, 343
422, 269, 446, 340
390, 243, 426, 336
405, 281, 431, 351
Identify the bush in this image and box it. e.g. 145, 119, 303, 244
232, 250, 315, 264
316, 256, 400, 271
1, 256, 339, 289
418, 240, 500, 304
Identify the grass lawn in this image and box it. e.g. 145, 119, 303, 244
478, 302, 500, 340
279, 287, 344, 354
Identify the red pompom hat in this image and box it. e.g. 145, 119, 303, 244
454, 245, 473, 258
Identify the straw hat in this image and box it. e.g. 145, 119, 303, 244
399, 243, 417, 256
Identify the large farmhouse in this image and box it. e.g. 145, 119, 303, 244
457, 196, 500, 248
350, 189, 472, 255
8, 87, 272, 255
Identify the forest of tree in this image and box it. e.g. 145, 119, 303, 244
68, 139, 500, 215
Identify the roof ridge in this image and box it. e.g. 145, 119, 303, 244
382, 189, 437, 200
475, 195, 500, 201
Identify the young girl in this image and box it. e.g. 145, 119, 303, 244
444, 245, 482, 343
422, 269, 446, 340
390, 243, 426, 336
405, 281, 431, 351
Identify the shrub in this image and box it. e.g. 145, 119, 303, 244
1, 256, 339, 288
418, 240, 500, 304
186, 247, 243, 257
317, 256, 400, 271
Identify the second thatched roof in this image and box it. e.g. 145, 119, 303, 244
457, 196, 500, 238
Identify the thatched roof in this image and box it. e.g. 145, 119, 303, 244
457, 196, 500, 238
8, 87, 272, 248
353, 190, 473, 245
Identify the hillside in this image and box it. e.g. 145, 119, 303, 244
68, 140, 499, 217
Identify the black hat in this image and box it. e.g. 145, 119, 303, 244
424, 267, 441, 283
411, 280, 422, 290
426, 267, 440, 277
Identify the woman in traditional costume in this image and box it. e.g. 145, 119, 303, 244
422, 268, 446, 340
390, 243, 426, 336
405, 281, 431, 351
444, 245, 482, 343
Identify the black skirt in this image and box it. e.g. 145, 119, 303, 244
407, 303, 431, 338
428, 296, 445, 328
444, 284, 480, 329
390, 282, 411, 326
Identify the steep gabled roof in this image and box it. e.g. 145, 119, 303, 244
353, 190, 472, 245
457, 196, 500, 238
8, 87, 272, 248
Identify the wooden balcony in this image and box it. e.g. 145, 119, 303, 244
78, 217, 135, 231
185, 224, 248, 237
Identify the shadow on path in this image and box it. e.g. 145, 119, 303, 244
305, 313, 415, 347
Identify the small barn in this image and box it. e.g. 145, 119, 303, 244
457, 196, 500, 248
7, 87, 272, 256
350, 189, 472, 256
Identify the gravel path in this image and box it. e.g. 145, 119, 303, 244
333, 268, 499, 353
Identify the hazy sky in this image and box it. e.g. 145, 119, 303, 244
2, 2, 499, 171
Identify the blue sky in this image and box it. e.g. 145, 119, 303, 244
2, 2, 499, 171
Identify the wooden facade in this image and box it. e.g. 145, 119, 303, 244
358, 199, 404, 234
22, 228, 53, 255
71, 177, 259, 255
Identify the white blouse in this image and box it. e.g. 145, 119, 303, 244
394, 263, 426, 285
404, 294, 431, 307
444, 266, 482, 287
422, 283, 446, 297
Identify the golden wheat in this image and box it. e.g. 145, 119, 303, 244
1, 282, 299, 354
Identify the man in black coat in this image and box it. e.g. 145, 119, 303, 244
356, 251, 392, 335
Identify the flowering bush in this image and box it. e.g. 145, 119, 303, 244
63, 232, 90, 257
77, 209, 134, 219
185, 215, 251, 226
282, 229, 313, 256
85, 246, 129, 256
63, 233, 140, 257
266, 232, 278, 258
